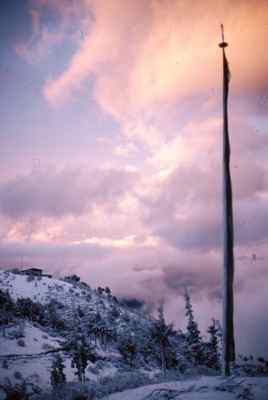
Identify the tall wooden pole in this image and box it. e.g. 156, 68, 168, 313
218, 25, 235, 376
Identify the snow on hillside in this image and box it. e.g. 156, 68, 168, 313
0, 321, 64, 387
0, 270, 84, 305
1, 270, 268, 399
0, 321, 63, 356
0, 319, 119, 387
0, 270, 144, 329
0, 270, 151, 388
105, 376, 268, 400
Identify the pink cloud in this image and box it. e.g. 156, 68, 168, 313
43, 0, 268, 117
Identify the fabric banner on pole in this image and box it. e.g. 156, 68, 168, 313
219, 26, 235, 376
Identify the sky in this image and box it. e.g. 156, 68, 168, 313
1, 0, 268, 356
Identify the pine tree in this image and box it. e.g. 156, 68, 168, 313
50, 355, 66, 387
71, 336, 96, 382
0, 289, 15, 325
206, 318, 220, 370
184, 288, 204, 366
151, 302, 175, 373
215, 319, 224, 369
117, 334, 137, 367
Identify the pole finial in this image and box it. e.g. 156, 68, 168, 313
219, 24, 228, 48
221, 24, 225, 42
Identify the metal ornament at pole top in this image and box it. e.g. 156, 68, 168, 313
219, 24, 228, 48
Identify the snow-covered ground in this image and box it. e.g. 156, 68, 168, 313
0, 270, 143, 331
1, 270, 268, 399
0, 270, 131, 388
0, 321, 64, 386
0, 320, 118, 387
104, 376, 268, 400
0, 321, 63, 355
0, 270, 82, 305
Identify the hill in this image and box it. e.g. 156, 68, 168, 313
0, 269, 159, 387
0, 269, 268, 399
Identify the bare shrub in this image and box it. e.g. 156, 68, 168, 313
14, 371, 23, 380
17, 339, 26, 347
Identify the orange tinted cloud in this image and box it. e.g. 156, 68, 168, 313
44, 0, 268, 116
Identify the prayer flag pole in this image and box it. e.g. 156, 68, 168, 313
218, 24, 236, 376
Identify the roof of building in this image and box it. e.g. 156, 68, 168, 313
21, 267, 43, 273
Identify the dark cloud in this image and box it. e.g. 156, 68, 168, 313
156, 216, 221, 250
136, 248, 262, 307
132, 264, 157, 272
138, 257, 222, 306
119, 297, 145, 310
0, 167, 137, 219
161, 264, 219, 295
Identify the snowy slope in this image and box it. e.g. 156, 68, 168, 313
0, 321, 64, 387
0, 270, 152, 388
0, 319, 119, 387
1, 270, 268, 399
0, 270, 85, 305
104, 376, 268, 400
0, 270, 145, 331
0, 321, 63, 356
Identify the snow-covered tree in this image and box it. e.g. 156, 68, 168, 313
70, 335, 96, 382
45, 300, 65, 331
117, 334, 138, 367
206, 318, 220, 370
151, 303, 175, 373
184, 288, 205, 366
0, 289, 15, 325
104, 286, 111, 296
16, 297, 45, 324
50, 355, 66, 387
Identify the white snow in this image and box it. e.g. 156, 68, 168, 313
0, 269, 147, 335
1, 270, 267, 399
0, 321, 62, 355
0, 270, 76, 305
0, 321, 65, 387
104, 376, 268, 400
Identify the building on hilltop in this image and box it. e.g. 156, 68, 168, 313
21, 268, 43, 276
21, 268, 52, 278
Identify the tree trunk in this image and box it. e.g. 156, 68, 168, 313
160, 342, 167, 374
